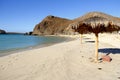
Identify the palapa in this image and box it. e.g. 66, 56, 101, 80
69, 12, 120, 62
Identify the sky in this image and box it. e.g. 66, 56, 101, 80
0, 0, 120, 33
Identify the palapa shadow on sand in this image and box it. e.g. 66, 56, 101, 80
85, 40, 95, 43
84, 38, 91, 40
98, 48, 120, 54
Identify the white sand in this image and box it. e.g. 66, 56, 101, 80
0, 33, 120, 80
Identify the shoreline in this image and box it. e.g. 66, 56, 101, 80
0, 33, 120, 80
0, 35, 75, 57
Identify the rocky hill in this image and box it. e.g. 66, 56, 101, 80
0, 29, 6, 34
32, 15, 74, 35
33, 12, 120, 35
73, 12, 120, 22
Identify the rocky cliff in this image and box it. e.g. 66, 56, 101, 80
32, 15, 74, 35
0, 29, 6, 34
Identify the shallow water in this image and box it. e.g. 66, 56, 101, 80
0, 34, 68, 54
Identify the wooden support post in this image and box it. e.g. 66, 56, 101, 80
95, 33, 99, 62
80, 34, 82, 44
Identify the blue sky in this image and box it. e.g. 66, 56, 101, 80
0, 0, 120, 32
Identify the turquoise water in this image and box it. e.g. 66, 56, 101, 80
0, 34, 67, 53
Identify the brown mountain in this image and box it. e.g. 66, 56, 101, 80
32, 15, 73, 35
32, 12, 120, 35
73, 12, 120, 22
0, 29, 6, 34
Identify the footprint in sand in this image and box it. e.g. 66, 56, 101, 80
118, 77, 120, 79
0, 65, 6, 70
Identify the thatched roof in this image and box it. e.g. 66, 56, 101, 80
74, 12, 120, 23
69, 12, 120, 34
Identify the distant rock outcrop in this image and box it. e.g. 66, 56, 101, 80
32, 15, 74, 35
25, 31, 33, 35
0, 29, 6, 34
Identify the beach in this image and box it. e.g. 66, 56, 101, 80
0, 33, 120, 80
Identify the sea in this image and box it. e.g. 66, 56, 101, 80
0, 34, 68, 55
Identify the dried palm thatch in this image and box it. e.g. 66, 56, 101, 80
69, 12, 120, 62
70, 12, 120, 33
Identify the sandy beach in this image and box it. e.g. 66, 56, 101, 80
0, 33, 120, 80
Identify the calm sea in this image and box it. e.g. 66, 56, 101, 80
0, 34, 68, 54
